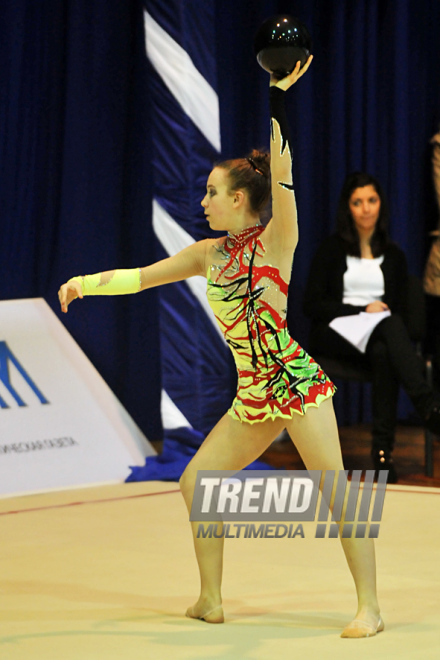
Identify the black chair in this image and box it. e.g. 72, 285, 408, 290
313, 275, 434, 477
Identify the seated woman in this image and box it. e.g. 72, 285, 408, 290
303, 171, 440, 482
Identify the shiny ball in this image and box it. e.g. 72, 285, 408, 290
254, 15, 312, 79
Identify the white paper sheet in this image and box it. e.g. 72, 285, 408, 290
329, 310, 391, 353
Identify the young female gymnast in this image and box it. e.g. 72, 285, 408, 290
59, 58, 383, 638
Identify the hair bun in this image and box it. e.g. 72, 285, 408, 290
248, 150, 270, 178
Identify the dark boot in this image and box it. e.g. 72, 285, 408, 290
424, 399, 440, 435
368, 339, 399, 483
371, 448, 398, 484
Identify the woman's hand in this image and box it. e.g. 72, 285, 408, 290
270, 55, 313, 90
365, 301, 389, 313
58, 279, 83, 313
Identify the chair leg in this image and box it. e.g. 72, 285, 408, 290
425, 357, 434, 477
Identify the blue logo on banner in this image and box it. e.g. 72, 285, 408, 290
0, 341, 49, 408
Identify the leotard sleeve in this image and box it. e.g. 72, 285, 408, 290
269, 86, 293, 164
68, 269, 142, 296
267, 86, 297, 246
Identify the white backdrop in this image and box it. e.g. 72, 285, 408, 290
0, 299, 155, 497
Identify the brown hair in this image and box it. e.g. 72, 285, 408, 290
217, 149, 271, 214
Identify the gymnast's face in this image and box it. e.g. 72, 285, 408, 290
349, 185, 381, 235
201, 167, 238, 230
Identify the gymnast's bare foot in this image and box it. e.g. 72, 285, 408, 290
185, 598, 224, 623
341, 608, 384, 638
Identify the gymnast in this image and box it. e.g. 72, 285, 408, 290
59, 58, 383, 638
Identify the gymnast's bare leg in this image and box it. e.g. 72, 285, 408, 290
179, 413, 285, 622
284, 397, 382, 637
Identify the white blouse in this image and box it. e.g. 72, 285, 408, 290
343, 255, 385, 306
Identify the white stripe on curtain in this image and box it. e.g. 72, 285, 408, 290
144, 11, 221, 152
161, 388, 192, 429
152, 199, 225, 341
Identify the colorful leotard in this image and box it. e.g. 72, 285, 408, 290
206, 87, 335, 423
207, 223, 335, 423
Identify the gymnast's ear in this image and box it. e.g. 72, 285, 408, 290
232, 189, 245, 208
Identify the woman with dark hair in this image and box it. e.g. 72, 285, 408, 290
59, 64, 386, 639
336, 173, 390, 257
304, 171, 440, 482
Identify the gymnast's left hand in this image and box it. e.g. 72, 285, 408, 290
270, 55, 313, 90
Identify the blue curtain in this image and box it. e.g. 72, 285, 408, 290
144, 0, 234, 434
1, 0, 439, 462
0, 0, 162, 439
216, 0, 440, 423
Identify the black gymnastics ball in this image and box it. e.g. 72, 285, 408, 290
254, 15, 312, 80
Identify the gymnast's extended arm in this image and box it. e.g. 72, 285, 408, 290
58, 239, 209, 313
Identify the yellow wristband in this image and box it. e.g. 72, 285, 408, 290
68, 269, 141, 296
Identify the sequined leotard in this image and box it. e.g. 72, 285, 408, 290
206, 88, 335, 424
207, 224, 335, 423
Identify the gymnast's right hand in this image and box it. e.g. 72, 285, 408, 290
58, 279, 83, 313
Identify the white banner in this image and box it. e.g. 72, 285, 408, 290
0, 299, 155, 497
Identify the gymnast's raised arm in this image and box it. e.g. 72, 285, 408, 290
263, 56, 312, 253
58, 239, 209, 313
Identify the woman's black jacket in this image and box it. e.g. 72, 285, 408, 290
303, 234, 409, 348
